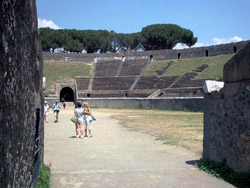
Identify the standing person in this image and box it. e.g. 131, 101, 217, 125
74, 102, 84, 138
53, 100, 60, 123
83, 102, 93, 137
44, 101, 49, 123
63, 101, 66, 109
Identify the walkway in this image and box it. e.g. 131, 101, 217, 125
44, 106, 234, 188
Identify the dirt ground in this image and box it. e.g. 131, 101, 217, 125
44, 105, 234, 188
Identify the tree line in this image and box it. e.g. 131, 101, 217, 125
40, 24, 197, 53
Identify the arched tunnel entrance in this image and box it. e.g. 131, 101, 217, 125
60, 87, 75, 102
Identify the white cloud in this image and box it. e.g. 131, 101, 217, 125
191, 42, 207, 48
212, 36, 243, 45
38, 18, 61, 29
190, 36, 244, 48
173, 43, 189, 50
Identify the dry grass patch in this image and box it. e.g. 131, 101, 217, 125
102, 108, 203, 155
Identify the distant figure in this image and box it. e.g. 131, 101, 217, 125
53, 100, 60, 123
74, 102, 84, 138
83, 102, 93, 137
63, 101, 66, 109
44, 101, 49, 123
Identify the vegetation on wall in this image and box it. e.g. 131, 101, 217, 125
197, 158, 250, 188
39, 24, 197, 53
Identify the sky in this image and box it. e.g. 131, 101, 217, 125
36, 0, 250, 49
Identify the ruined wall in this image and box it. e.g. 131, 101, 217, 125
42, 40, 249, 62
203, 43, 250, 173
76, 97, 204, 112
0, 0, 44, 187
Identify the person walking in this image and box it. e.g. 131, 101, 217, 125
74, 102, 84, 138
83, 102, 93, 137
53, 100, 60, 123
44, 101, 49, 123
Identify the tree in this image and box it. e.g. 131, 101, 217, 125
181, 29, 197, 47
39, 23, 197, 52
141, 24, 197, 50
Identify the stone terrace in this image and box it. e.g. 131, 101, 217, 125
76, 77, 90, 90
95, 60, 122, 76
119, 59, 149, 76
134, 76, 179, 90
172, 64, 210, 88
92, 76, 137, 90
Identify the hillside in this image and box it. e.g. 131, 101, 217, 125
144, 54, 234, 80
44, 60, 91, 90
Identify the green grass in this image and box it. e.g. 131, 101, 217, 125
44, 60, 92, 90
164, 54, 234, 77
144, 54, 234, 79
36, 164, 51, 188
197, 158, 250, 188
144, 59, 174, 76
194, 54, 234, 80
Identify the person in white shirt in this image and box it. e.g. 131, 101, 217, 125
44, 101, 49, 123
74, 102, 84, 138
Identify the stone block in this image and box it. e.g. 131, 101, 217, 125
224, 42, 250, 83
203, 80, 224, 93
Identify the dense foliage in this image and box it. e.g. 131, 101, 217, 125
36, 165, 51, 188
141, 24, 197, 50
40, 24, 197, 53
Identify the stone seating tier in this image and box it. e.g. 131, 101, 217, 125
119, 59, 148, 76
92, 77, 136, 90
135, 76, 179, 90
95, 60, 121, 76
76, 77, 90, 90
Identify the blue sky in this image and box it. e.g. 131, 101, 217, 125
36, 0, 250, 48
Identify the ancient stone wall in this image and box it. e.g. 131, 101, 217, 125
0, 0, 44, 187
42, 40, 249, 62
203, 43, 250, 173
77, 97, 204, 112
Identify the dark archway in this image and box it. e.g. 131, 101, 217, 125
177, 53, 181, 59
60, 87, 74, 102
150, 55, 153, 62
205, 50, 209, 57
233, 46, 237, 53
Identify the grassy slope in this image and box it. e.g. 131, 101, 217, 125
44, 61, 91, 90
194, 54, 234, 80
144, 59, 173, 76
144, 54, 234, 79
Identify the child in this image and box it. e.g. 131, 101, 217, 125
83, 102, 93, 137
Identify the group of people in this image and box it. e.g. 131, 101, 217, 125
44, 100, 61, 123
44, 100, 95, 139
74, 102, 94, 138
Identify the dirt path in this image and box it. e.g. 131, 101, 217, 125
44, 106, 234, 188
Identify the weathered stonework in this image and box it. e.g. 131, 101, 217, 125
203, 43, 250, 173
42, 40, 249, 62
0, 0, 43, 187
224, 43, 250, 83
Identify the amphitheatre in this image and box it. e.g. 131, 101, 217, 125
44, 40, 248, 110
0, 0, 250, 188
